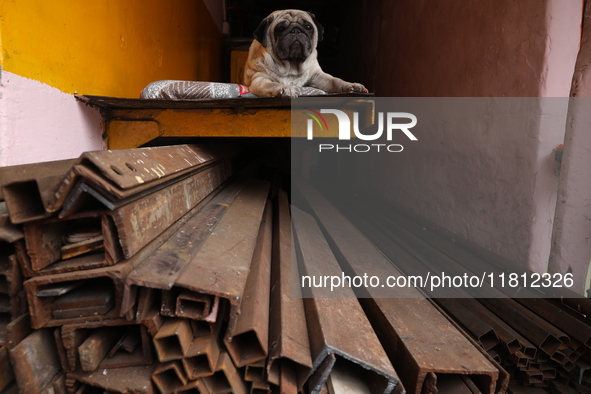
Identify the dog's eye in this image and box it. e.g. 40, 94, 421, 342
304, 24, 313, 30
276, 25, 286, 32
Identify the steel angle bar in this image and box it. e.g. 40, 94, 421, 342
479, 298, 563, 357
108, 161, 232, 259
293, 180, 501, 394
292, 206, 398, 394
48, 144, 237, 213
434, 298, 499, 351
1, 158, 77, 223
266, 190, 312, 391
10, 328, 61, 394
224, 202, 272, 367
153, 318, 193, 362
172, 178, 270, 342
120, 173, 250, 318
201, 352, 247, 394
68, 363, 157, 394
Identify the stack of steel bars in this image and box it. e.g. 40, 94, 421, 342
0, 144, 528, 393
305, 181, 591, 394
0, 144, 397, 394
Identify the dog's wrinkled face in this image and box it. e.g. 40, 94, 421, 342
254, 9, 324, 61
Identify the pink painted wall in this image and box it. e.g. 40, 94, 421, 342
344, 0, 582, 273
0, 72, 105, 166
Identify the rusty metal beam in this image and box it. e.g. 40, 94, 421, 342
153, 318, 193, 362
0, 346, 14, 391
152, 360, 188, 393
244, 360, 265, 383
266, 190, 312, 390
172, 178, 270, 343
457, 298, 532, 357
10, 329, 61, 393
294, 180, 503, 394
180, 301, 225, 382
201, 352, 247, 394
224, 202, 272, 367
434, 298, 499, 351
515, 297, 591, 350
120, 173, 250, 318
24, 180, 222, 329
68, 364, 157, 394
48, 144, 235, 213
61, 320, 154, 373
107, 161, 232, 259
292, 206, 399, 394
478, 298, 563, 357
1, 158, 77, 223
5, 313, 32, 350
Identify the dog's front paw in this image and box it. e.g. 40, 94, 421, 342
275, 85, 299, 98
340, 82, 368, 93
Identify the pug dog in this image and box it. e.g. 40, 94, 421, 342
243, 9, 368, 97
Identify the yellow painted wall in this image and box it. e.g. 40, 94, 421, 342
0, 0, 222, 98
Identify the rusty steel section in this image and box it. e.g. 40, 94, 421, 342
24, 264, 127, 329
109, 161, 232, 259
48, 144, 237, 213
1, 159, 77, 223
0, 346, 15, 391
292, 206, 399, 394
68, 363, 158, 394
266, 190, 312, 391
435, 298, 500, 351
0, 251, 23, 297
60, 320, 154, 372
172, 178, 270, 342
456, 298, 530, 357
182, 306, 225, 380
152, 360, 188, 393
10, 328, 61, 394
24, 178, 223, 329
153, 318, 193, 362
224, 202, 272, 368
120, 173, 250, 318
294, 180, 501, 394
515, 297, 591, 349
479, 298, 563, 357
201, 352, 248, 394
22, 213, 124, 275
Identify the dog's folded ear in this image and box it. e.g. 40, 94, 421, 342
253, 16, 273, 47
307, 12, 324, 42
